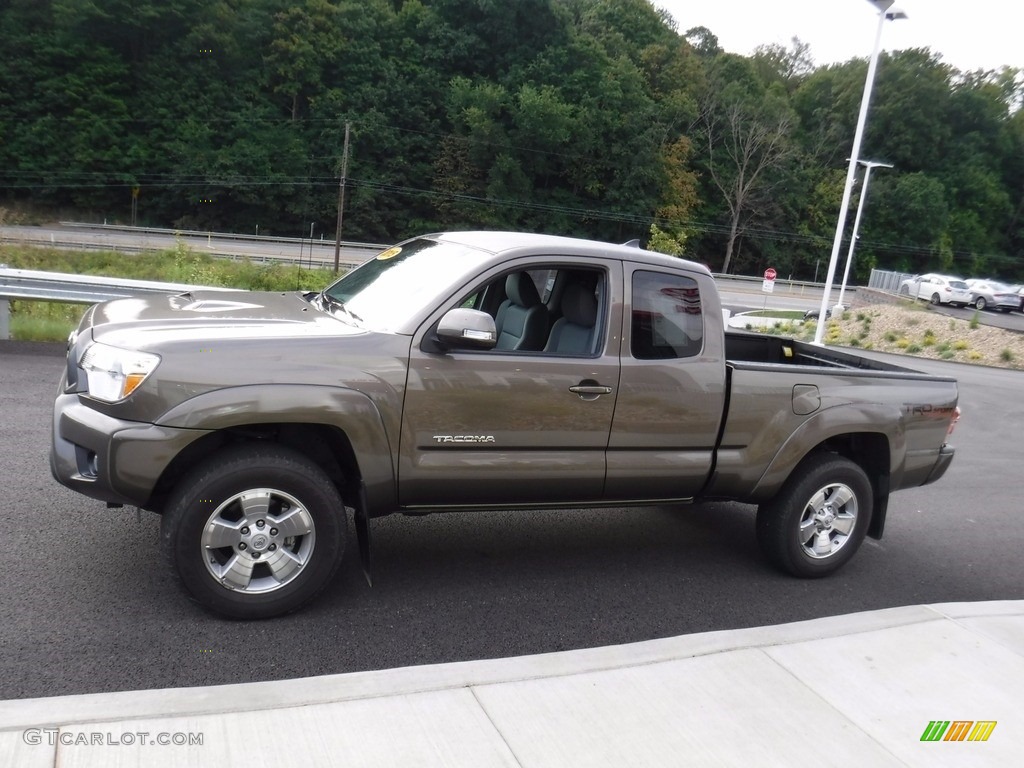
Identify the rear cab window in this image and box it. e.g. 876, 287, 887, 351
630, 270, 704, 359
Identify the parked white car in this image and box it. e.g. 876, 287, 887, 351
964, 279, 1020, 312
898, 273, 971, 306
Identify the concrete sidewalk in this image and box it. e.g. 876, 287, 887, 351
1, 601, 1020, 767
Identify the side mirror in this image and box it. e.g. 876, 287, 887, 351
436, 308, 497, 350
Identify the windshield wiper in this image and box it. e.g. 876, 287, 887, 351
317, 291, 363, 324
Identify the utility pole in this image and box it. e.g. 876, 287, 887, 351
333, 121, 351, 274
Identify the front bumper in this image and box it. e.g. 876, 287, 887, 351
50, 393, 209, 508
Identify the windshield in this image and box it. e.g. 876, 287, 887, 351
320, 238, 487, 332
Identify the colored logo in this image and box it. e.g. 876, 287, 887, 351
920, 721, 997, 742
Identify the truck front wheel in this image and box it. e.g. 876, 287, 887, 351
756, 454, 872, 578
161, 445, 347, 619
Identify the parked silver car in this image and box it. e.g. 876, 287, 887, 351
965, 279, 1019, 312
898, 273, 971, 306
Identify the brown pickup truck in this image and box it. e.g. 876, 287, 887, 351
51, 231, 959, 618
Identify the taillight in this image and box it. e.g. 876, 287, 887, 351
947, 406, 961, 437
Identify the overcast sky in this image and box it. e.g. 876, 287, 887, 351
655, 0, 1023, 74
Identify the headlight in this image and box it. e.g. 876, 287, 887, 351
79, 342, 160, 402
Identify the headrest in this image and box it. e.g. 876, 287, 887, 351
505, 272, 542, 308
561, 283, 598, 327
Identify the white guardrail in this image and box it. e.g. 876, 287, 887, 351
0, 224, 386, 339
0, 267, 236, 340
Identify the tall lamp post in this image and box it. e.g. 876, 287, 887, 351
813, 0, 906, 344
836, 159, 893, 308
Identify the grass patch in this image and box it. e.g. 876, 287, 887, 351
11, 313, 85, 341
8, 301, 90, 342
0, 242, 337, 293
741, 310, 805, 320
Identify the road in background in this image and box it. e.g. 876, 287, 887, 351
0, 223, 380, 269
0, 341, 1019, 700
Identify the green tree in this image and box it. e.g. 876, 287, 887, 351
695, 55, 796, 273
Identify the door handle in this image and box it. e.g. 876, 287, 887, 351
569, 385, 613, 395
568, 379, 613, 401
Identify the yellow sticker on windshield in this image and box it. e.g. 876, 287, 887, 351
376, 246, 402, 260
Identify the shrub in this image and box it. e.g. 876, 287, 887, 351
970, 311, 980, 330
905, 343, 922, 354
1000, 349, 1014, 362
953, 340, 969, 351
884, 331, 898, 343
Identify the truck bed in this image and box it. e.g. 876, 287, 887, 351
724, 330, 938, 376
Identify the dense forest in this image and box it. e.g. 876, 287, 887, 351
1, 0, 1022, 280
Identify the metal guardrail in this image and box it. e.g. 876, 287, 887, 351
58, 221, 390, 252
0, 223, 384, 266
0, 266, 236, 340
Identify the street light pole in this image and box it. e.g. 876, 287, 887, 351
813, 0, 906, 344
836, 159, 893, 308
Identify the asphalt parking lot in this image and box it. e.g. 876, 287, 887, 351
0, 341, 1020, 700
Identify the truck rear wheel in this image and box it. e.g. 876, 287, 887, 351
161, 445, 347, 619
756, 454, 872, 578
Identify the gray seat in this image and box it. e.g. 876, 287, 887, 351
544, 282, 598, 355
494, 272, 548, 351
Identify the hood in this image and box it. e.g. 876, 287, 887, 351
84, 290, 362, 348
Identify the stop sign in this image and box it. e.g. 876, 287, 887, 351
764, 268, 777, 281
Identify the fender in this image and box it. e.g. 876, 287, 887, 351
157, 384, 398, 515
707, 401, 906, 504
749, 401, 905, 501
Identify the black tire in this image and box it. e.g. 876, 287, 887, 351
756, 454, 872, 578
930, 293, 941, 305
161, 444, 347, 619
